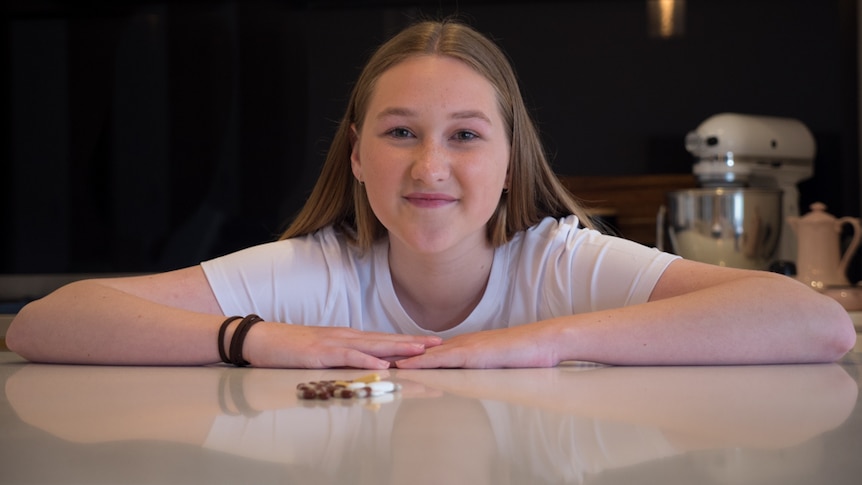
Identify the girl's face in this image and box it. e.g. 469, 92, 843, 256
351, 55, 510, 256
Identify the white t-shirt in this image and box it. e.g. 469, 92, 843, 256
200, 216, 678, 338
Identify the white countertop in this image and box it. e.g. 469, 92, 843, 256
1, 351, 861, 484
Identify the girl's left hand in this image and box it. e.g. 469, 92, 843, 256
394, 323, 561, 369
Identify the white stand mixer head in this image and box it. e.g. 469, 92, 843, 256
685, 113, 816, 264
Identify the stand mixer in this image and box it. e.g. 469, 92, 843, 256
667, 113, 816, 269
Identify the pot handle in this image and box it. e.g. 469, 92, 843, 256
836, 217, 861, 278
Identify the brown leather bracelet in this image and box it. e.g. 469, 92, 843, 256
228, 314, 264, 367
218, 316, 243, 364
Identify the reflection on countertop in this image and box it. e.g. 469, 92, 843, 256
0, 315, 12, 351
850, 311, 862, 353
1, 352, 861, 484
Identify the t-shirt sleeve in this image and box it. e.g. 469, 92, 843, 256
199, 231, 344, 323
526, 218, 680, 316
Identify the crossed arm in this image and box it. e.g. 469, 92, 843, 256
6, 259, 856, 368
398, 259, 856, 367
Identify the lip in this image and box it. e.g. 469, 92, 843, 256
403, 192, 458, 208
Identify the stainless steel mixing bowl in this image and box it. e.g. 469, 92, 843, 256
664, 188, 783, 270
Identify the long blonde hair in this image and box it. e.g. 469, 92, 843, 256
280, 19, 592, 249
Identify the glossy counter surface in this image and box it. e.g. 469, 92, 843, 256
1, 350, 861, 485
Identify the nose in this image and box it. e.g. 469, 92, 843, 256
410, 140, 450, 183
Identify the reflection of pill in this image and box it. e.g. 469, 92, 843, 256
369, 392, 395, 404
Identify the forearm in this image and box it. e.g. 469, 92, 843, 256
7, 280, 224, 365
551, 274, 856, 365
8, 279, 442, 369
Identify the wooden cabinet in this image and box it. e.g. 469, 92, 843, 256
559, 174, 697, 247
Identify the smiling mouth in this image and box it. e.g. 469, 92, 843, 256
404, 193, 457, 208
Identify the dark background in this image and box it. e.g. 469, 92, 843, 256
2, 0, 859, 278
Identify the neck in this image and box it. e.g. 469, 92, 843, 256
388, 240, 495, 332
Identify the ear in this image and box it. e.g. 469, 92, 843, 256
349, 124, 363, 183
503, 166, 511, 192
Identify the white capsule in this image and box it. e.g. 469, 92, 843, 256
347, 380, 396, 393
370, 380, 397, 393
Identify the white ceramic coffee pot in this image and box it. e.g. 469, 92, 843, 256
787, 202, 861, 289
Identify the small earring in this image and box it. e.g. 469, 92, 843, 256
502, 187, 509, 194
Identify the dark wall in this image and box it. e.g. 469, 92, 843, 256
2, 0, 859, 275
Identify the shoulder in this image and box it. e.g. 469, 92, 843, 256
508, 215, 678, 276
512, 215, 592, 251
199, 226, 369, 319
205, 227, 355, 267
517, 215, 666, 253
200, 226, 369, 297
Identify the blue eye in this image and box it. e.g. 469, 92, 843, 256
453, 131, 479, 141
387, 127, 413, 138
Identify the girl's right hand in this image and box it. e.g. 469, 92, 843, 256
243, 322, 442, 369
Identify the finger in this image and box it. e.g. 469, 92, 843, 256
342, 331, 442, 348
417, 335, 444, 348
318, 348, 391, 370
350, 340, 431, 359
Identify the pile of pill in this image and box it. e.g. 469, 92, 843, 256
296, 374, 401, 400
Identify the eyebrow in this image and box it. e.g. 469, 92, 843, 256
375, 107, 492, 124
